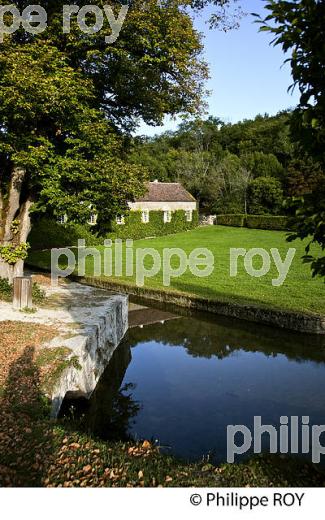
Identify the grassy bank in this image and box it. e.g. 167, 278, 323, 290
28, 226, 324, 316
0, 321, 324, 487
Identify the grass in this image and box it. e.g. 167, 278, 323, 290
35, 346, 82, 394
28, 226, 325, 316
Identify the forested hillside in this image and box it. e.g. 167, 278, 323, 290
129, 111, 324, 215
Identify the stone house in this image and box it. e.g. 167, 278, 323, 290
57, 181, 197, 230
116, 180, 197, 225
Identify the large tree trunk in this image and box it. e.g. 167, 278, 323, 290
0, 259, 24, 282
0, 167, 32, 283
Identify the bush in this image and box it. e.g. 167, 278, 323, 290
0, 277, 12, 301
32, 283, 46, 304
246, 215, 290, 231
215, 214, 246, 227
110, 210, 199, 240
29, 218, 100, 250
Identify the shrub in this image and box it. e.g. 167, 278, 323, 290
29, 218, 100, 250
32, 283, 46, 304
215, 214, 246, 227
110, 210, 199, 240
0, 277, 12, 301
246, 215, 290, 231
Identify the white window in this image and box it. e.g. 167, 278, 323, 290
116, 215, 125, 225
164, 210, 172, 223
185, 210, 193, 222
88, 213, 97, 226
57, 214, 67, 225
141, 209, 149, 223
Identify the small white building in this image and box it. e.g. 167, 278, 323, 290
57, 181, 197, 228
122, 180, 197, 224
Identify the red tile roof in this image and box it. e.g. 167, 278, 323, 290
136, 182, 196, 203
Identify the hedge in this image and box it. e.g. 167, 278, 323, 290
216, 214, 290, 231
29, 218, 100, 250
110, 210, 199, 240
215, 214, 246, 227
246, 215, 290, 231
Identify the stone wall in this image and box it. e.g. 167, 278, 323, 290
50, 291, 128, 417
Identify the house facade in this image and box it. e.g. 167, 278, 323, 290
56, 181, 198, 238
112, 181, 198, 238
118, 180, 197, 225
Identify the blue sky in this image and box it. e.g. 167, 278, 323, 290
137, 0, 300, 136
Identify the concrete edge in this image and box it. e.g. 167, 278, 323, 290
72, 276, 325, 336
50, 292, 129, 417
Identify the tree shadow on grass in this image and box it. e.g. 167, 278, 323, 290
0, 346, 54, 487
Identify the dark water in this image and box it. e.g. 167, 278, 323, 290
62, 305, 325, 464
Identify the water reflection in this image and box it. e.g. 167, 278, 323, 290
60, 342, 140, 441
127, 312, 325, 363
62, 308, 325, 464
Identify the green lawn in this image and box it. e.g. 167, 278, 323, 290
28, 226, 325, 316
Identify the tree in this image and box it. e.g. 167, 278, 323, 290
213, 154, 251, 214
286, 157, 324, 197
1, 0, 237, 281
175, 149, 218, 210
258, 0, 325, 278
129, 112, 295, 213
0, 42, 146, 280
248, 177, 284, 215
241, 151, 285, 180
217, 111, 293, 163
191, 0, 244, 30
129, 135, 181, 182
172, 116, 224, 154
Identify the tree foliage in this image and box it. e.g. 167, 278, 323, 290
248, 177, 284, 216
1, 0, 238, 279
241, 151, 284, 180
130, 112, 293, 214
258, 0, 325, 278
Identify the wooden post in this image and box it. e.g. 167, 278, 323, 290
13, 276, 33, 310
